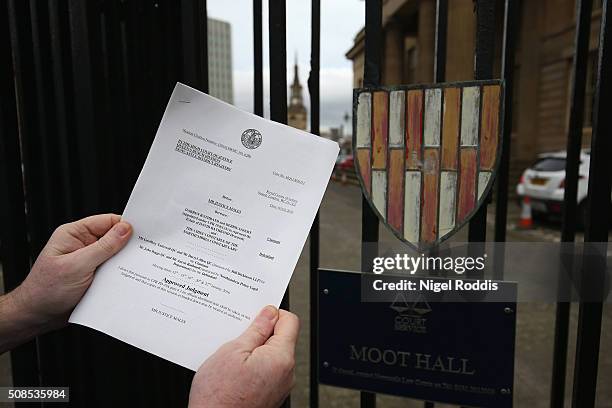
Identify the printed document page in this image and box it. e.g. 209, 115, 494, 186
70, 83, 339, 370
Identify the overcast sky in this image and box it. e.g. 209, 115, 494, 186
207, 0, 364, 132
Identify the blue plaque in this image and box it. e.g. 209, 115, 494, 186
318, 269, 517, 407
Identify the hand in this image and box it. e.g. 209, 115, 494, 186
189, 306, 299, 408
12, 214, 132, 329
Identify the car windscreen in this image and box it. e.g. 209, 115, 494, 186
531, 157, 567, 172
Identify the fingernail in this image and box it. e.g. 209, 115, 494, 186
115, 222, 131, 238
259, 305, 278, 321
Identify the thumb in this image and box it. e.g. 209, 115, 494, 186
71, 221, 132, 271
235, 306, 279, 351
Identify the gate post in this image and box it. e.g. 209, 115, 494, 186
0, 1, 40, 395
571, 1, 612, 406
360, 1, 383, 407
551, 0, 594, 406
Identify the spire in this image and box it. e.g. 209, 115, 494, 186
292, 52, 300, 86
289, 53, 303, 106
287, 52, 307, 130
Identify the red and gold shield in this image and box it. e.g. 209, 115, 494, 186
353, 80, 503, 249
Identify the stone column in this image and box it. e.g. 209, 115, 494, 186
446, 0, 476, 81
515, 0, 540, 161
416, 0, 435, 83
383, 21, 404, 85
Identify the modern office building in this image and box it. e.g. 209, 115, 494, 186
208, 18, 233, 104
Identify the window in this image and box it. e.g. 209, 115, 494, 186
531, 158, 567, 172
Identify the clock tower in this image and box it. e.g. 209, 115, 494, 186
287, 56, 307, 130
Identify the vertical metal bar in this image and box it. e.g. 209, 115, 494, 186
571, 1, 612, 406
68, 0, 100, 215
268, 0, 287, 124
7, 0, 48, 253
28, 0, 57, 224
425, 2, 448, 407
361, 2, 382, 407
363, 0, 382, 88
268, 16, 290, 408
560, 1, 593, 244
70, 2, 118, 403
48, 0, 75, 218
0, 1, 41, 396
462, 6, 498, 407
200, 0, 208, 93
473, 0, 496, 80
491, 0, 520, 287
550, 1, 593, 407
8, 0, 72, 391
98, 3, 121, 211
467, 0, 496, 243
269, 0, 289, 312
253, 0, 263, 116
181, 0, 202, 88
433, 0, 448, 83
493, 0, 520, 247
307, 0, 321, 406
98, 0, 130, 211
40, 0, 96, 398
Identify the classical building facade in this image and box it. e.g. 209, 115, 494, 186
288, 59, 308, 130
346, 0, 602, 189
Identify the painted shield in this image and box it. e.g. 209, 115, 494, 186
353, 80, 503, 249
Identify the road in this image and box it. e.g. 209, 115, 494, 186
0, 181, 610, 407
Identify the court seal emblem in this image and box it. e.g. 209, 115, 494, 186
241, 128, 263, 149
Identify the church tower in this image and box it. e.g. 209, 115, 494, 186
287, 56, 307, 130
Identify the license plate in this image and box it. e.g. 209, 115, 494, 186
530, 177, 548, 186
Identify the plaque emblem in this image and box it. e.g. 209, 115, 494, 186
241, 128, 262, 149
353, 80, 503, 249
391, 293, 432, 334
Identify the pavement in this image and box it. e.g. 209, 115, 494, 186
1, 181, 610, 407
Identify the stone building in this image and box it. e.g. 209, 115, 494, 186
346, 0, 603, 188
288, 59, 308, 130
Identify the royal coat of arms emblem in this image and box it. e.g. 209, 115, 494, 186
353, 80, 503, 249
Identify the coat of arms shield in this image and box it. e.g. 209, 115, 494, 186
353, 80, 504, 249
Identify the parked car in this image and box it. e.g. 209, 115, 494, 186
338, 155, 354, 172
516, 149, 595, 228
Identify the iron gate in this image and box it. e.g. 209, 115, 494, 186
1, 0, 611, 407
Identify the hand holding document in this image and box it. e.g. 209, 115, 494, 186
70, 83, 338, 370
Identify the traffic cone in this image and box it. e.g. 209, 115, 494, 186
518, 196, 533, 229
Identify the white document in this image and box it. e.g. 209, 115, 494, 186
70, 83, 338, 370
